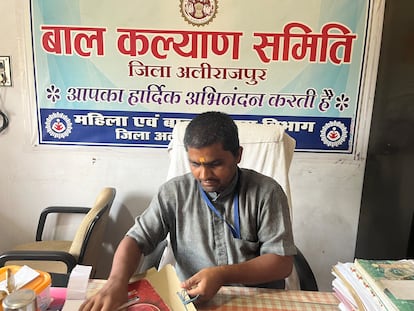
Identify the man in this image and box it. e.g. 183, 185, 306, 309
80, 111, 296, 311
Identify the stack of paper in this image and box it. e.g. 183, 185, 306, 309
332, 259, 414, 311
332, 262, 385, 310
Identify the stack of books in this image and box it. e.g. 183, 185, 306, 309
332, 259, 414, 310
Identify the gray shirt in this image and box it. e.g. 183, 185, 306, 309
127, 168, 296, 281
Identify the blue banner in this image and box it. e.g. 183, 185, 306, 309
31, 0, 372, 153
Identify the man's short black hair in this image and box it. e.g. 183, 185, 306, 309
184, 111, 240, 156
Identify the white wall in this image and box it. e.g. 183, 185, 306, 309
0, 1, 383, 291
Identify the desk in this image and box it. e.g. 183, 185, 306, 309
74, 279, 339, 311
83, 281, 339, 311
198, 287, 339, 311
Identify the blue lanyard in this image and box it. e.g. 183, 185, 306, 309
199, 184, 241, 239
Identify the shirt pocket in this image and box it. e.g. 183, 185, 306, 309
233, 238, 260, 255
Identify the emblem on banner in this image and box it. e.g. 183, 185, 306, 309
180, 0, 218, 26
320, 120, 348, 148
45, 112, 73, 139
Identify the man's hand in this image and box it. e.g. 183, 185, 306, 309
181, 266, 224, 303
79, 279, 128, 311
79, 236, 142, 311
181, 254, 293, 304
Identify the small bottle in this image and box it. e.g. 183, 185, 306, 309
2, 289, 38, 311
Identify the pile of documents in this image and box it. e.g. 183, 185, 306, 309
332, 259, 414, 310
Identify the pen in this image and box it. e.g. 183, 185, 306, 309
116, 296, 140, 310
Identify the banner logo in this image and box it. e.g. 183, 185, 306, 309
180, 0, 218, 26
45, 112, 73, 139
320, 120, 348, 148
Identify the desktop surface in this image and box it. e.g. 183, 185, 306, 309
198, 286, 339, 311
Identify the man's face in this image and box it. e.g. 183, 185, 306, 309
187, 142, 242, 193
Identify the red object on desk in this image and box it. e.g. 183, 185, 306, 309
127, 279, 171, 311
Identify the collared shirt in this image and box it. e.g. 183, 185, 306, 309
127, 168, 296, 281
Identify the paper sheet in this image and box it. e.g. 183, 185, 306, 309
0, 265, 39, 291
62, 265, 92, 311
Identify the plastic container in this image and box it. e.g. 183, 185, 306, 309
0, 266, 51, 311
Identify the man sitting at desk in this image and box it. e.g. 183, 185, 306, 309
80, 111, 296, 310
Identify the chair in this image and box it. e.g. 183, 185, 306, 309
0, 187, 116, 279
159, 120, 318, 290
294, 248, 318, 291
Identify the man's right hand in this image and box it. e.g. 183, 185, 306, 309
79, 236, 143, 311
79, 278, 129, 311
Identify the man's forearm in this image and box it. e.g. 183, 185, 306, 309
218, 253, 293, 285
181, 253, 294, 303
107, 236, 143, 283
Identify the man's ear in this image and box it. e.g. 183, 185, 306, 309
236, 146, 243, 163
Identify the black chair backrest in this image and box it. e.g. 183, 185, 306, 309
294, 248, 319, 291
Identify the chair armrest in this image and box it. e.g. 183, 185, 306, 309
293, 248, 319, 291
36, 206, 90, 241
0, 250, 78, 273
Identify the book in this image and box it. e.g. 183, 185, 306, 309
127, 278, 171, 310
332, 262, 386, 311
354, 259, 414, 311
141, 264, 197, 311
